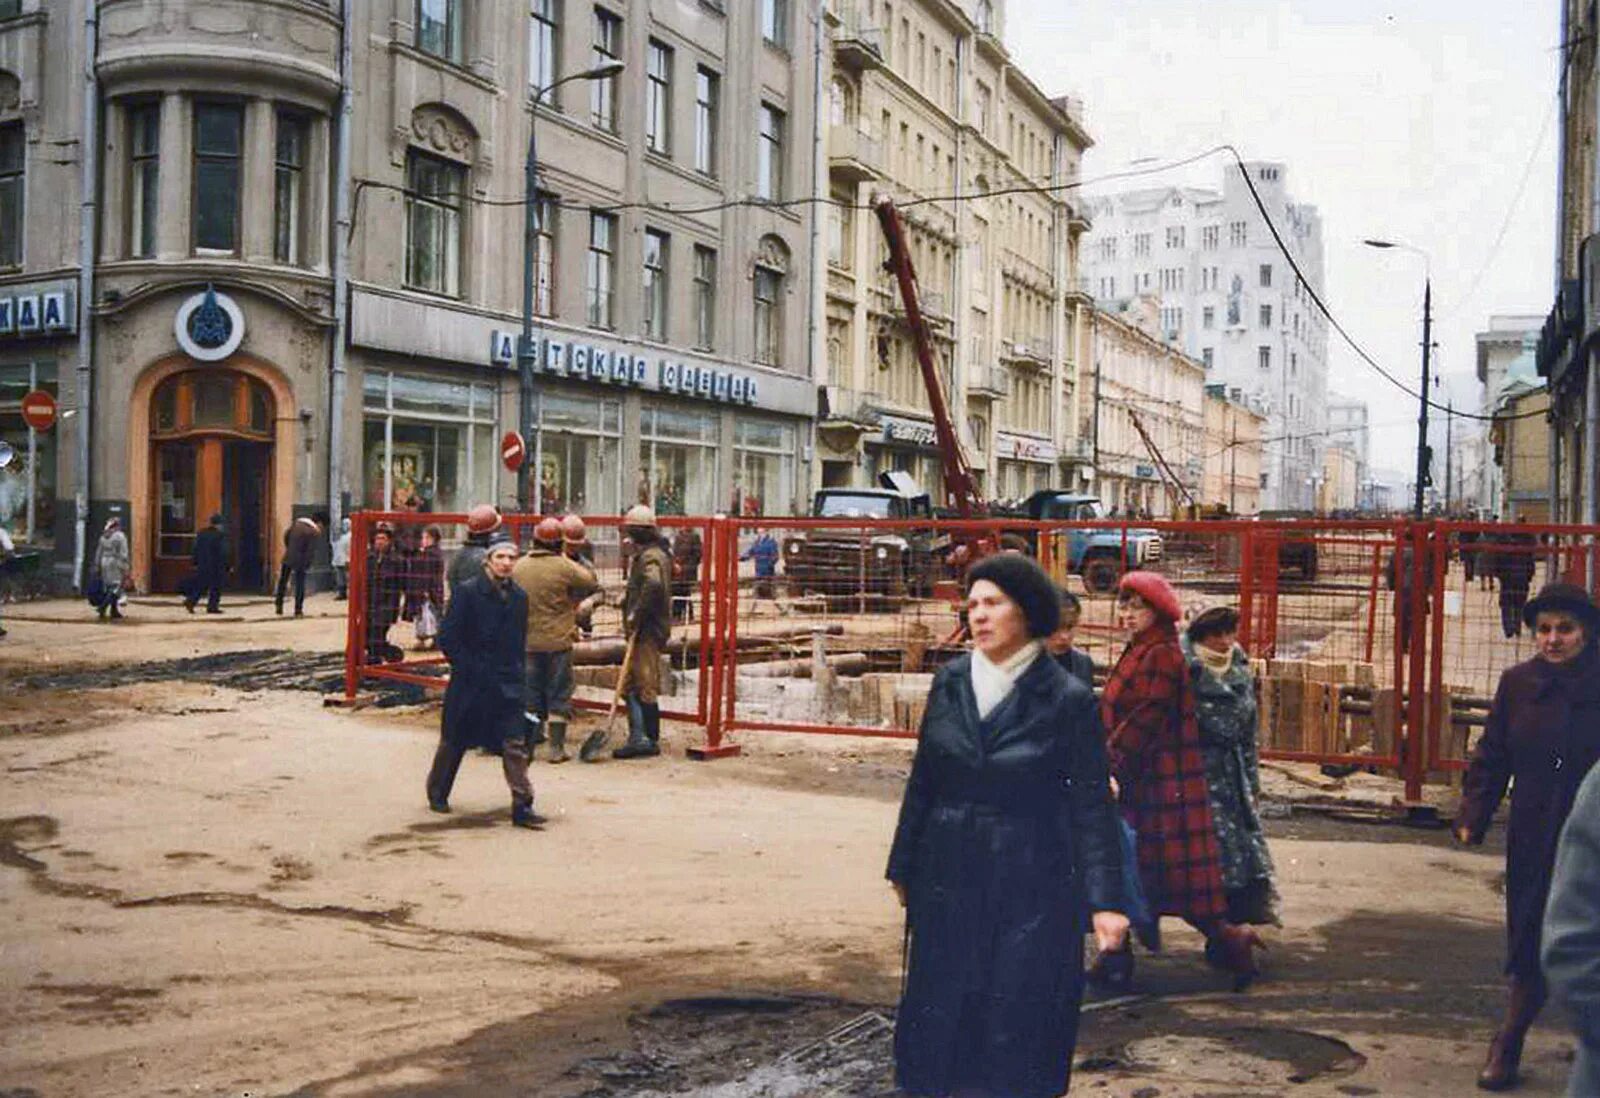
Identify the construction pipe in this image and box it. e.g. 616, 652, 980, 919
738, 653, 870, 679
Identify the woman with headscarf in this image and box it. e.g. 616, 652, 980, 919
888, 553, 1127, 1098
1456, 583, 1600, 1091
1094, 570, 1264, 992
1183, 605, 1279, 929
93, 516, 131, 621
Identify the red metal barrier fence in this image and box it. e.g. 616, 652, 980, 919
341, 513, 1599, 802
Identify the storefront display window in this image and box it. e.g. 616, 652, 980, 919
532, 392, 621, 515
0, 362, 58, 546
865, 447, 943, 506
639, 402, 717, 517
732, 418, 796, 517
362, 370, 497, 515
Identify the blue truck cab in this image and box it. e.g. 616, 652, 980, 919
1014, 490, 1164, 593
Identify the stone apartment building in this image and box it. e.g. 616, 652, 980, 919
0, 0, 821, 592
816, 0, 1094, 507
1201, 384, 1264, 515
1082, 161, 1330, 511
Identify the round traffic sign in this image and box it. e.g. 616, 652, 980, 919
501, 430, 526, 472
20, 389, 56, 432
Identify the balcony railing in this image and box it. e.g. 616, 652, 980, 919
818, 385, 882, 427
831, 3, 885, 70
1001, 336, 1052, 365
827, 126, 883, 182
968, 366, 1010, 398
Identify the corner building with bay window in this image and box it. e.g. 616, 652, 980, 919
4, 0, 819, 594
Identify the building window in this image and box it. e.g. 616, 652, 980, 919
1259, 263, 1272, 288
362, 370, 498, 515
1202, 347, 1214, 369
826, 192, 854, 270
1259, 304, 1272, 328
591, 7, 622, 133
753, 266, 782, 365
0, 362, 58, 547
1202, 306, 1215, 330
529, 0, 559, 101
646, 39, 672, 155
192, 103, 243, 255
1202, 224, 1219, 250
975, 0, 993, 33
1132, 232, 1150, 258
127, 104, 160, 259
694, 67, 719, 175
273, 112, 308, 266
762, 0, 789, 48
642, 228, 669, 341
757, 103, 784, 201
639, 403, 719, 517
586, 211, 616, 329
1230, 220, 1248, 247
693, 244, 716, 350
404, 149, 464, 296
0, 2, 19, 18
416, 0, 465, 64
974, 81, 991, 136
1165, 226, 1185, 249
532, 191, 556, 316
732, 418, 796, 517
532, 391, 621, 515
1258, 346, 1271, 370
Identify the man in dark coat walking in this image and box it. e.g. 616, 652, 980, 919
426, 530, 543, 828
275, 512, 325, 617
1491, 521, 1538, 639
187, 513, 227, 614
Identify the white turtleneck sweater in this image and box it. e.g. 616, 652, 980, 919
970, 640, 1043, 719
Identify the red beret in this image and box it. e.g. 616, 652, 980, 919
1118, 570, 1181, 621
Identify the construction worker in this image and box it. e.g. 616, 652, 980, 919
599, 504, 672, 761
512, 516, 598, 764
562, 514, 603, 639
448, 504, 503, 600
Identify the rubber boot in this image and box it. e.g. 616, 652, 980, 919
1085, 945, 1135, 994
1208, 923, 1267, 991
613, 696, 660, 759
1478, 977, 1545, 1090
645, 702, 661, 749
546, 720, 570, 764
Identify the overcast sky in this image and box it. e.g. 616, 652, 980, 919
1006, 0, 1560, 481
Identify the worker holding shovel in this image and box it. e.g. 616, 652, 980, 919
582, 505, 673, 761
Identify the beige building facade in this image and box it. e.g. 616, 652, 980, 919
1201, 385, 1264, 515
1491, 382, 1553, 523
816, 0, 1094, 507
1318, 444, 1359, 514
1, 0, 821, 591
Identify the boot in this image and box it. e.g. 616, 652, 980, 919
1209, 924, 1267, 991
1478, 978, 1544, 1091
511, 803, 547, 830
613, 696, 660, 759
644, 702, 661, 748
546, 720, 570, 764
1086, 946, 1135, 994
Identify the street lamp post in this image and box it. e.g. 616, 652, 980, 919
519, 61, 626, 513
1363, 239, 1433, 520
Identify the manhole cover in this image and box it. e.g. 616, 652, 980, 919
1117, 1026, 1365, 1087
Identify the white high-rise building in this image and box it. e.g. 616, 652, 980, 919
1082, 161, 1330, 510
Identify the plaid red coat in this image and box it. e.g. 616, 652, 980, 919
1101, 622, 1227, 922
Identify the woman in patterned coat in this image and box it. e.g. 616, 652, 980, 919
1092, 570, 1265, 992
1182, 605, 1279, 928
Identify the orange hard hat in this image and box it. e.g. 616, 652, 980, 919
534, 516, 563, 544
560, 514, 586, 542
465, 504, 502, 535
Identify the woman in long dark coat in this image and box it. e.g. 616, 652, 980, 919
888, 553, 1127, 1098
1094, 571, 1264, 992
1182, 606, 1279, 928
1456, 582, 1600, 1091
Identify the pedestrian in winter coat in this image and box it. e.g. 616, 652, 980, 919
741, 528, 781, 602
275, 513, 324, 617
447, 504, 502, 601
0, 523, 13, 638
1544, 761, 1600, 1098
888, 553, 1128, 1098
1183, 606, 1279, 927
670, 525, 703, 622
1456, 583, 1600, 1091
1491, 523, 1539, 639
1094, 570, 1264, 992
1045, 587, 1095, 689
405, 525, 446, 647
364, 523, 408, 663
93, 517, 131, 620
187, 513, 227, 614
426, 531, 544, 828
512, 517, 599, 764
331, 517, 351, 600
605, 505, 673, 761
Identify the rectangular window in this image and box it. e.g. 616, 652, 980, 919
586, 211, 616, 329
640, 403, 719, 517
642, 228, 669, 341
532, 190, 556, 316
404, 149, 464, 296
192, 103, 243, 255
0, 362, 59, 547
1165, 226, 1185, 249
1258, 345, 1271, 370
1259, 304, 1272, 328
694, 67, 719, 175
591, 8, 622, 133
1259, 263, 1272, 288
1133, 233, 1150, 258
827, 192, 854, 270
273, 112, 308, 265
531, 391, 622, 515
753, 266, 780, 365
693, 244, 716, 351
361, 371, 499, 516
127, 104, 160, 259
1202, 224, 1219, 250
646, 39, 672, 155
529, 0, 559, 101
416, 0, 465, 64
762, 0, 789, 48
1202, 347, 1214, 369
733, 418, 796, 518
1202, 306, 1215, 329
1230, 220, 1248, 247
757, 102, 784, 201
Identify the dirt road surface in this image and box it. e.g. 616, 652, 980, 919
0, 595, 1582, 1096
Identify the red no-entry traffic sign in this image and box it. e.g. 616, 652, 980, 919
501, 430, 526, 472
20, 389, 56, 432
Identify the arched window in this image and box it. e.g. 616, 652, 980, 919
753, 236, 790, 367
975, 0, 993, 34
152, 370, 274, 439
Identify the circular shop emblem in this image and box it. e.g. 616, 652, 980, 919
175, 284, 246, 362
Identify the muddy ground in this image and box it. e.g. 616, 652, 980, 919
0, 595, 1583, 1097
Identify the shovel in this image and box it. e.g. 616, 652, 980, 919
580, 631, 636, 762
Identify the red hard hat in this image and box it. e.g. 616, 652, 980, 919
1118, 570, 1181, 622
534, 516, 563, 544
466, 504, 502, 535
560, 514, 586, 542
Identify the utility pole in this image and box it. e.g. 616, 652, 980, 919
1444, 397, 1453, 513
1092, 357, 1102, 499
1414, 279, 1432, 519
1229, 416, 1238, 514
